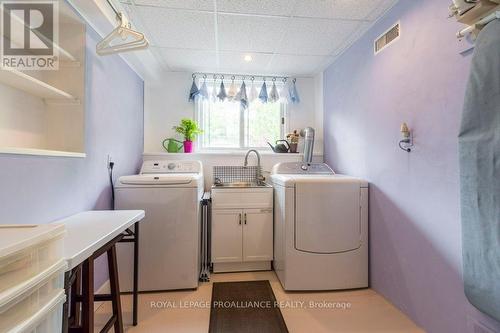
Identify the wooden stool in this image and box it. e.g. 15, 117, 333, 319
68, 233, 124, 333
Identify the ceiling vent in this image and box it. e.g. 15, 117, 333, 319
374, 22, 400, 54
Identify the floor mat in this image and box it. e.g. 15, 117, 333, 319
209, 280, 289, 333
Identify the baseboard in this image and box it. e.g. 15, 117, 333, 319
94, 280, 110, 313
213, 261, 271, 273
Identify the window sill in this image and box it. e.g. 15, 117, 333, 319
143, 150, 323, 157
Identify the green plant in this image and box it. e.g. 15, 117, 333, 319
172, 118, 203, 141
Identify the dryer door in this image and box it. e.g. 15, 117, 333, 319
294, 178, 361, 254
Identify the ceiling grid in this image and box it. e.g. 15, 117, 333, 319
121, 0, 398, 76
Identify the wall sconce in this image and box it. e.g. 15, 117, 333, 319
399, 122, 413, 152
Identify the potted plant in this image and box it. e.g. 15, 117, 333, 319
172, 118, 202, 153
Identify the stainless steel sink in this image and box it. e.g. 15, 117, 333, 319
212, 181, 271, 188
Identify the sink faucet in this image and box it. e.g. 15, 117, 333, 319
244, 150, 265, 183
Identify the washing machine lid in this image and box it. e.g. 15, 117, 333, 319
294, 177, 363, 254
118, 174, 201, 187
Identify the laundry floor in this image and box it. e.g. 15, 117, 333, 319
94, 271, 423, 332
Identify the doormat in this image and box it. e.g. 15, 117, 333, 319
209, 280, 288, 333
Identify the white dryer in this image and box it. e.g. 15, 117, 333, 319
270, 162, 368, 291
115, 160, 203, 292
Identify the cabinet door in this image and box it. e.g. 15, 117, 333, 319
212, 210, 243, 263
243, 209, 273, 262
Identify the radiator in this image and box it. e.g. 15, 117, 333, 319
199, 191, 211, 282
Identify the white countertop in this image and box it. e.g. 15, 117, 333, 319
53, 210, 145, 270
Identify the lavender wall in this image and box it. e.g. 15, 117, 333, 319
323, 0, 500, 332
0, 26, 144, 287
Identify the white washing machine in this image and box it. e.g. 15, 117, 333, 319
115, 160, 203, 292
270, 162, 368, 291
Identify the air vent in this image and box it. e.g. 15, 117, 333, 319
374, 22, 400, 54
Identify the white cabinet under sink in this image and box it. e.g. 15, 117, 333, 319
211, 187, 273, 272
242, 209, 273, 262
212, 209, 243, 263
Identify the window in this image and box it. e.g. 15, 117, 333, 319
196, 80, 286, 150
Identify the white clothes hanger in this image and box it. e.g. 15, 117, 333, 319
96, 4, 149, 56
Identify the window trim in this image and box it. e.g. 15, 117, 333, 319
194, 88, 288, 151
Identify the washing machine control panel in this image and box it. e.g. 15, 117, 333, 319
140, 160, 202, 174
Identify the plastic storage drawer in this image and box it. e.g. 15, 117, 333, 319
0, 259, 66, 333
6, 290, 66, 333
0, 224, 65, 294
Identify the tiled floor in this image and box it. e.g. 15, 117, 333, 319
95, 271, 424, 333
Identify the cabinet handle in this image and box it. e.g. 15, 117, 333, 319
244, 213, 247, 225
239, 213, 242, 225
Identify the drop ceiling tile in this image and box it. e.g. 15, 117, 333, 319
315, 55, 337, 73
333, 21, 372, 57
217, 14, 288, 53
366, 0, 398, 21
216, 0, 296, 16
276, 17, 361, 56
123, 0, 398, 75
217, 52, 273, 75
128, 0, 214, 11
156, 48, 217, 72
267, 54, 331, 76
135, 6, 215, 49
292, 0, 391, 20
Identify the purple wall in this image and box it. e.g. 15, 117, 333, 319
0, 26, 144, 288
323, 0, 500, 332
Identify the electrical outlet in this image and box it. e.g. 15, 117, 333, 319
107, 154, 113, 169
